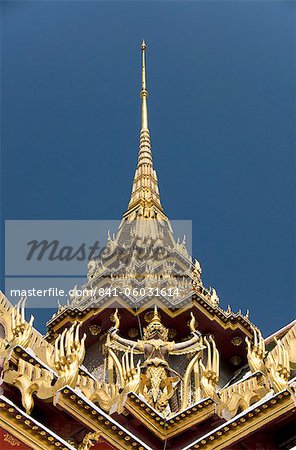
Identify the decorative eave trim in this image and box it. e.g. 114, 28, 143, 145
12, 345, 57, 375
220, 369, 262, 391
54, 387, 152, 450
265, 319, 296, 345
0, 395, 76, 450
11, 344, 88, 379
46, 297, 253, 341
126, 393, 217, 440
183, 390, 295, 450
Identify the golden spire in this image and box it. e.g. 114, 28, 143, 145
141, 40, 148, 130
122, 41, 166, 221
137, 40, 152, 167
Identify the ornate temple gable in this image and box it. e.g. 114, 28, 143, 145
1, 285, 294, 449
0, 293, 152, 448
45, 298, 253, 389
46, 297, 253, 347
45, 247, 253, 345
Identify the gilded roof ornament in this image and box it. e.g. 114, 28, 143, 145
122, 41, 166, 222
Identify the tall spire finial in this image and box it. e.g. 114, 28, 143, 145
141, 40, 148, 130
122, 41, 167, 222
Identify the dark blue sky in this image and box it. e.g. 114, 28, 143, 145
1, 1, 295, 336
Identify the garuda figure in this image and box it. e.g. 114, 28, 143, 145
108, 306, 203, 413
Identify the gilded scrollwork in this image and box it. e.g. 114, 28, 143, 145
272, 322, 296, 369
3, 319, 87, 414
49, 321, 86, 387
3, 357, 54, 414
122, 346, 141, 393
246, 325, 266, 373
220, 373, 269, 418
8, 298, 34, 349
199, 336, 220, 401
78, 431, 101, 450
266, 337, 290, 393
1, 288, 294, 430
245, 325, 292, 395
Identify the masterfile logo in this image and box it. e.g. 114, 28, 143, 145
5, 219, 193, 309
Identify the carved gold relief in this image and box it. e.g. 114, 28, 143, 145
128, 328, 139, 338
50, 321, 86, 387
78, 431, 101, 450
230, 355, 242, 366
89, 325, 101, 336
3, 356, 54, 414
3, 320, 87, 414
9, 298, 34, 349
246, 324, 292, 395
231, 336, 243, 346
1, 287, 294, 434
106, 306, 205, 415
246, 325, 266, 373
271, 322, 296, 370
220, 374, 269, 418
266, 338, 290, 393
199, 336, 220, 401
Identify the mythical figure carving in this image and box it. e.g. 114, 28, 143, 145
107, 306, 203, 413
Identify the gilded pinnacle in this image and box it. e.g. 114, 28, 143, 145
141, 39, 148, 128
123, 41, 165, 220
